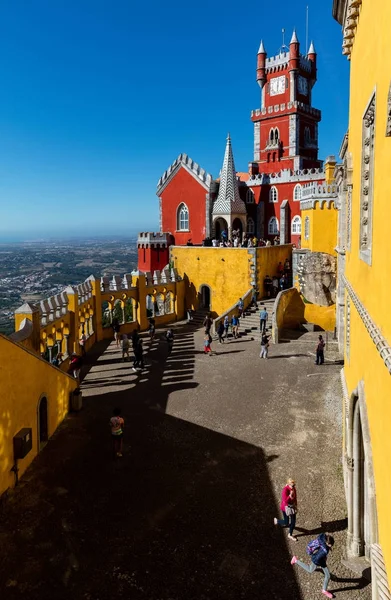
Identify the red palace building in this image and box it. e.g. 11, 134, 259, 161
138, 30, 333, 271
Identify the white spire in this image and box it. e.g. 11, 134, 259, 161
258, 39, 266, 54
290, 29, 299, 44
308, 40, 316, 54
212, 134, 246, 215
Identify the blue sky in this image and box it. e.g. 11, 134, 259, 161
0, 0, 348, 240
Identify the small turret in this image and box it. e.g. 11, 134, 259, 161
308, 40, 316, 61
256, 40, 267, 89
289, 29, 300, 70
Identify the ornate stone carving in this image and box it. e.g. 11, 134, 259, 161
346, 185, 352, 250
296, 252, 337, 306
360, 94, 375, 261
346, 455, 354, 470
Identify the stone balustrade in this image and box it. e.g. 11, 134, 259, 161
247, 167, 325, 187
251, 101, 321, 120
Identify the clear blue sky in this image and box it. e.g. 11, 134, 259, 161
0, 0, 348, 240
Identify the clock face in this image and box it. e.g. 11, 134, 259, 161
270, 76, 286, 96
298, 76, 308, 96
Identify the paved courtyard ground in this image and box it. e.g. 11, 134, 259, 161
0, 315, 371, 599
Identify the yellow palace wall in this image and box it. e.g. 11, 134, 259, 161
172, 245, 292, 316
0, 335, 77, 497
343, 0, 391, 581
301, 204, 337, 257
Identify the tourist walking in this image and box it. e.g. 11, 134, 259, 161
259, 307, 268, 333
165, 328, 174, 354
252, 288, 258, 307
148, 318, 156, 342
231, 314, 240, 339
264, 274, 273, 297
110, 407, 124, 458
217, 321, 225, 343
274, 478, 298, 541
223, 315, 230, 339
291, 534, 335, 599
315, 335, 325, 365
204, 333, 212, 354
79, 330, 87, 356
68, 353, 83, 380
260, 333, 270, 359
112, 318, 121, 348
272, 276, 279, 297
237, 298, 244, 318
131, 328, 140, 351
203, 313, 213, 335
133, 338, 144, 371
121, 334, 130, 361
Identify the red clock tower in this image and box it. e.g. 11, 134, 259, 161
250, 32, 321, 175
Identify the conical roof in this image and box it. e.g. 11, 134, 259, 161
308, 40, 316, 54
212, 134, 246, 215
290, 29, 299, 44
258, 40, 266, 54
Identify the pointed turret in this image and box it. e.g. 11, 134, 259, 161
308, 40, 316, 55
289, 28, 300, 70
258, 39, 266, 54
212, 135, 246, 216
257, 39, 267, 89
290, 29, 299, 44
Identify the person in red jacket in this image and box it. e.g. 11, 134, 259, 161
274, 478, 298, 541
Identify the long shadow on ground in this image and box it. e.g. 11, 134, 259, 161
0, 321, 302, 600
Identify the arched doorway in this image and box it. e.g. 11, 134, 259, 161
346, 389, 378, 562
200, 285, 211, 310
214, 218, 228, 240
38, 396, 48, 450
232, 217, 244, 239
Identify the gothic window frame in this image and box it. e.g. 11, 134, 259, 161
291, 215, 301, 234
386, 82, 391, 137
269, 186, 278, 203
177, 203, 189, 231
293, 184, 302, 201
359, 91, 376, 265
247, 217, 255, 234
246, 189, 255, 204
268, 216, 279, 235
269, 128, 275, 144
304, 216, 310, 240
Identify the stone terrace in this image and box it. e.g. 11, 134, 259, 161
0, 313, 370, 600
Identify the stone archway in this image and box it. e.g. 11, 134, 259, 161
37, 396, 48, 450
199, 285, 211, 310
346, 385, 378, 562
232, 217, 244, 239
214, 218, 228, 240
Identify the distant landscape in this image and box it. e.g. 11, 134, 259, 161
0, 236, 139, 335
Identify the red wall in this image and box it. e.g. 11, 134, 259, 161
160, 166, 207, 245
138, 246, 169, 273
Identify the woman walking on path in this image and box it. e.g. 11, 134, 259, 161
223, 315, 230, 340
274, 478, 298, 541
217, 321, 225, 343
291, 533, 335, 598
110, 407, 124, 458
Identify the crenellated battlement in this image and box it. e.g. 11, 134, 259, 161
137, 232, 171, 247
251, 101, 321, 120
246, 167, 325, 187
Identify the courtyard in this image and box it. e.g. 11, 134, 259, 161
0, 316, 371, 599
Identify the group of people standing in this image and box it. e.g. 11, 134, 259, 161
204, 232, 281, 249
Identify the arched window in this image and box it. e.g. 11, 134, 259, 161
268, 216, 279, 235
247, 217, 255, 234
269, 129, 275, 143
246, 189, 255, 203
269, 186, 278, 203
304, 126, 311, 142
274, 128, 279, 142
177, 203, 189, 231
291, 215, 302, 234
304, 216, 310, 240
293, 184, 302, 201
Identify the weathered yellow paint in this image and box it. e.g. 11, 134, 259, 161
303, 303, 335, 332
0, 334, 77, 497
301, 204, 337, 256
172, 245, 292, 316
342, 0, 391, 583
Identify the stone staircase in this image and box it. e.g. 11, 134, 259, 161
239, 298, 275, 342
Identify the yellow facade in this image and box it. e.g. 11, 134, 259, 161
333, 0, 391, 592
172, 245, 292, 316
301, 201, 338, 256
0, 334, 77, 497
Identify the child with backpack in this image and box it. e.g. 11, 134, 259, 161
291, 533, 335, 598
